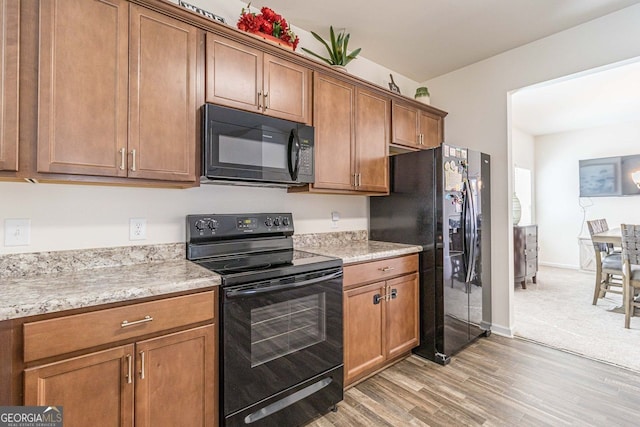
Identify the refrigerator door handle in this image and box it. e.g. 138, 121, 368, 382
463, 178, 478, 284
466, 179, 479, 284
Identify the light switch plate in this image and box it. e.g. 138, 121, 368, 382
5, 219, 31, 246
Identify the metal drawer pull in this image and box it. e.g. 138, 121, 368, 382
379, 266, 395, 272
264, 92, 269, 110
125, 354, 132, 384
121, 315, 153, 328
139, 351, 145, 380
257, 91, 262, 109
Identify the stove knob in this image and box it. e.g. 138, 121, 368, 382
208, 219, 219, 230
273, 217, 281, 226
265, 217, 273, 227
194, 219, 207, 231
282, 217, 290, 226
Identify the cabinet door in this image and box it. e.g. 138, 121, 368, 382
355, 88, 389, 193
135, 325, 216, 427
391, 101, 420, 149
128, 5, 198, 182
263, 53, 311, 124
37, 0, 129, 177
312, 73, 354, 191
0, 0, 19, 171
344, 282, 386, 385
419, 110, 443, 148
205, 34, 262, 112
24, 345, 135, 427
386, 273, 419, 360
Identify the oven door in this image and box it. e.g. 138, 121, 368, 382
221, 267, 343, 418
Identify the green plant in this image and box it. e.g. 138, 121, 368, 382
301, 26, 361, 66
415, 87, 430, 97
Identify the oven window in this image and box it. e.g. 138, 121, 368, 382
251, 293, 326, 367
219, 134, 286, 169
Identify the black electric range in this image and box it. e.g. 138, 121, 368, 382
186, 213, 344, 427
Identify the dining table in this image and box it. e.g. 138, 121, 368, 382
591, 227, 622, 246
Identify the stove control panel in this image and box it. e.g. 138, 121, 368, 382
187, 213, 294, 242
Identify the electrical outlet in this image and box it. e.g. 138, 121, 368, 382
129, 218, 147, 241
5, 219, 31, 246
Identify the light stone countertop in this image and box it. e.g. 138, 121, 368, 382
0, 237, 420, 322
297, 240, 422, 264
0, 260, 220, 321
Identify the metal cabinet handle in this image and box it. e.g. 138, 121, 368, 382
119, 148, 126, 170
390, 288, 398, 299
125, 354, 132, 384
379, 266, 395, 272
130, 149, 137, 172
139, 351, 145, 380
121, 315, 153, 328
358, 173, 362, 187
373, 294, 383, 304
264, 92, 269, 110
257, 91, 262, 110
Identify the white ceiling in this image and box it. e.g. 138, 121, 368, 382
512, 59, 640, 136
263, 0, 640, 82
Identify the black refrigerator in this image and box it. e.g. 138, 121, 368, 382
370, 144, 491, 365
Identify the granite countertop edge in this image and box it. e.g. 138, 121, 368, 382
1, 241, 421, 322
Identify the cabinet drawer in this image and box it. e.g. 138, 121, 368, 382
525, 235, 537, 247
526, 258, 538, 275
344, 255, 418, 289
525, 247, 537, 259
24, 291, 215, 362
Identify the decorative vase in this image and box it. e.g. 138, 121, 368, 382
512, 193, 522, 226
331, 65, 348, 73
415, 95, 430, 105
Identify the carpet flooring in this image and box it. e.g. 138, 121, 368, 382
513, 265, 640, 373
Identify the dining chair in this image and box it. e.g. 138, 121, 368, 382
620, 224, 640, 328
587, 219, 623, 305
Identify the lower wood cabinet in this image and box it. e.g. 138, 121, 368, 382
22, 291, 217, 427
343, 255, 419, 386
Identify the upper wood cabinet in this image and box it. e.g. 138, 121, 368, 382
205, 34, 311, 124
312, 73, 355, 191
355, 88, 389, 192
392, 100, 444, 150
0, 0, 19, 172
305, 73, 388, 194
128, 4, 198, 182
36, 0, 198, 182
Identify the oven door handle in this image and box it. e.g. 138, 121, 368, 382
225, 270, 343, 298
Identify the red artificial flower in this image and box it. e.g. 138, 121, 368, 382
260, 20, 273, 35
238, 4, 299, 50
260, 7, 277, 22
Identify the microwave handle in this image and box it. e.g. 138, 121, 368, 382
288, 129, 301, 181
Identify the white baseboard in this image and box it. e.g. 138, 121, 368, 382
539, 261, 580, 270
490, 324, 513, 337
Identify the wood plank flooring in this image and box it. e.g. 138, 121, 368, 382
307, 335, 640, 426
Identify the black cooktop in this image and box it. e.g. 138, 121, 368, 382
186, 213, 342, 286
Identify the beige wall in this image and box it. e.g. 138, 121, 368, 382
424, 4, 640, 336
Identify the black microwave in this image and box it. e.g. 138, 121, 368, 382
202, 104, 314, 186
